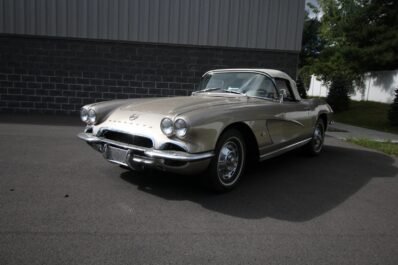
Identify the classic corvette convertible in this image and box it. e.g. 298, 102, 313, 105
78, 69, 333, 191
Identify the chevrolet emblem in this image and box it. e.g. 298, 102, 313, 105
129, 114, 139, 121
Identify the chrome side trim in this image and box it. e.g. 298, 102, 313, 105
77, 132, 214, 162
259, 138, 312, 161
267, 118, 305, 127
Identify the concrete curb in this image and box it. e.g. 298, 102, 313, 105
326, 122, 398, 143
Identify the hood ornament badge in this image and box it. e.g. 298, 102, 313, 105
129, 114, 139, 121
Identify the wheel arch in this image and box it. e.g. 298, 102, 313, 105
318, 113, 328, 131
217, 122, 260, 161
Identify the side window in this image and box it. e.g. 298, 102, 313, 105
245, 75, 278, 99
275, 78, 294, 101
259, 77, 278, 99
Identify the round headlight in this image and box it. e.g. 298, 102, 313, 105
174, 119, 188, 137
160, 118, 174, 136
80, 108, 88, 123
88, 109, 96, 124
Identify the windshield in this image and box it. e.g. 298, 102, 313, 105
195, 72, 279, 99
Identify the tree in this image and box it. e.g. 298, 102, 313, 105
299, 7, 324, 88
309, 0, 358, 111
300, 0, 398, 111
342, 0, 398, 72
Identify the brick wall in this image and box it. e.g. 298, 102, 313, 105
0, 36, 299, 115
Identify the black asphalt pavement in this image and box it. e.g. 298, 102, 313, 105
0, 116, 397, 265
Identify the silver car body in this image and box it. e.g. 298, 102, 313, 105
78, 69, 333, 174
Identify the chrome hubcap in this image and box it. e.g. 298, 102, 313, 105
313, 124, 324, 152
217, 139, 241, 184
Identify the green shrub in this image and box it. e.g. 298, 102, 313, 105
388, 89, 398, 126
326, 78, 350, 112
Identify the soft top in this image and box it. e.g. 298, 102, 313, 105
204, 68, 293, 81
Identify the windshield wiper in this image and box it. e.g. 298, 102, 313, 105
195, 87, 244, 95
222, 89, 244, 95
195, 87, 223, 93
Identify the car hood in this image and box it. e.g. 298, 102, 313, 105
94, 94, 248, 139
118, 94, 248, 116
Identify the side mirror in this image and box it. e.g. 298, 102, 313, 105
279, 89, 287, 103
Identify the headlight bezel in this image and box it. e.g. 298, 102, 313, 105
87, 109, 97, 125
80, 108, 89, 123
174, 118, 188, 138
160, 117, 189, 138
160, 117, 174, 136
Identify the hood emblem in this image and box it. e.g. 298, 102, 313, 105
129, 114, 139, 121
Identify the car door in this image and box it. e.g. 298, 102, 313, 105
266, 78, 311, 147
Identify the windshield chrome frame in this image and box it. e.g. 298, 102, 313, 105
194, 70, 281, 101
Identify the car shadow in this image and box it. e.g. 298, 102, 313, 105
119, 139, 397, 221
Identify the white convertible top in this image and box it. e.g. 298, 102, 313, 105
205, 68, 294, 81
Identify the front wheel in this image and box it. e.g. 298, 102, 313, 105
306, 119, 325, 156
205, 129, 246, 192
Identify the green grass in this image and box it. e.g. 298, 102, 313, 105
347, 138, 398, 156
333, 100, 398, 134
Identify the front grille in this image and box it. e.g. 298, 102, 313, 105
100, 130, 153, 148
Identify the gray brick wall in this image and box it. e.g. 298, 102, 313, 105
0, 36, 299, 115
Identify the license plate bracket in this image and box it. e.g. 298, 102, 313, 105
104, 145, 130, 165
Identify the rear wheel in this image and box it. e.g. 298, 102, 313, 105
205, 129, 246, 192
306, 119, 325, 155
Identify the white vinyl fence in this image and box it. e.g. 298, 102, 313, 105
307, 70, 398, 103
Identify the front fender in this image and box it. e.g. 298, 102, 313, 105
82, 99, 132, 124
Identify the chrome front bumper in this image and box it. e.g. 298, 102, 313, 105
77, 132, 214, 174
